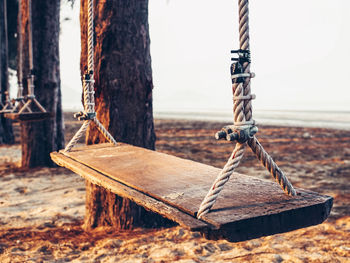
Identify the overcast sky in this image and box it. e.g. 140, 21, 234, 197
60, 0, 350, 112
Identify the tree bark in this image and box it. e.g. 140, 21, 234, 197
0, 0, 14, 145
20, 0, 64, 168
81, 0, 169, 230
6, 0, 18, 69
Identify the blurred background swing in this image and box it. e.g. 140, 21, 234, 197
0, 0, 50, 122
51, 0, 332, 242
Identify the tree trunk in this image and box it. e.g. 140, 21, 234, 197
0, 0, 14, 145
20, 0, 64, 168
81, 0, 169, 230
6, 0, 18, 69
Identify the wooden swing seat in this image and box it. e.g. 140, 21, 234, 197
4, 112, 52, 122
50, 143, 332, 242
0, 109, 14, 114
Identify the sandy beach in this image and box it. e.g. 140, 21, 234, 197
0, 114, 349, 262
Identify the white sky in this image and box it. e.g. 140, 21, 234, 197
60, 0, 350, 112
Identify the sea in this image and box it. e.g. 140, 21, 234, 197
8, 69, 350, 131
154, 109, 350, 131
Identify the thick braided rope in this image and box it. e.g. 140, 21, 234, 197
237, 0, 296, 196
84, 0, 95, 114
233, 83, 246, 124
197, 2, 253, 219
197, 143, 246, 219
83, 75, 94, 114
238, 0, 296, 196
248, 136, 296, 196
197, 79, 249, 219
27, 0, 35, 97
64, 120, 90, 152
87, 0, 94, 75
239, 0, 296, 196
17, 0, 23, 96
28, 0, 34, 72
93, 118, 118, 145
85, 0, 116, 145
197, 2, 252, 219
238, 0, 253, 122
197, 76, 249, 219
63, 0, 117, 152
197, 0, 296, 219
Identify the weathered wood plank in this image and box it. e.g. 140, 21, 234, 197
4, 112, 52, 121
51, 143, 332, 241
50, 151, 210, 231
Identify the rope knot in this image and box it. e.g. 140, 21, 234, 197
215, 124, 258, 143
73, 111, 96, 121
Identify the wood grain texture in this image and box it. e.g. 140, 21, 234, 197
51, 143, 333, 241
50, 151, 209, 231
4, 112, 52, 122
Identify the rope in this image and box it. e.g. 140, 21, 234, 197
64, 120, 90, 152
83, 73, 95, 114
17, 0, 24, 100
27, 0, 35, 99
64, 0, 117, 152
93, 118, 118, 145
248, 136, 296, 196
197, 0, 296, 219
28, 0, 34, 72
87, 0, 94, 74
238, 0, 253, 122
197, 143, 246, 219
7, 0, 47, 116
84, 0, 95, 114
17, 0, 23, 85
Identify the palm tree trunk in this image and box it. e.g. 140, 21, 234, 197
20, 0, 64, 168
81, 0, 169, 229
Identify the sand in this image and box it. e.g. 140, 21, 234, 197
0, 117, 349, 262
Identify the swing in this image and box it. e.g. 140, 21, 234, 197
51, 0, 332, 242
0, 91, 13, 113
2, 0, 51, 122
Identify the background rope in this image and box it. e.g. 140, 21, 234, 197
17, 0, 23, 99
197, 0, 296, 219
28, 0, 34, 71
64, 0, 117, 153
